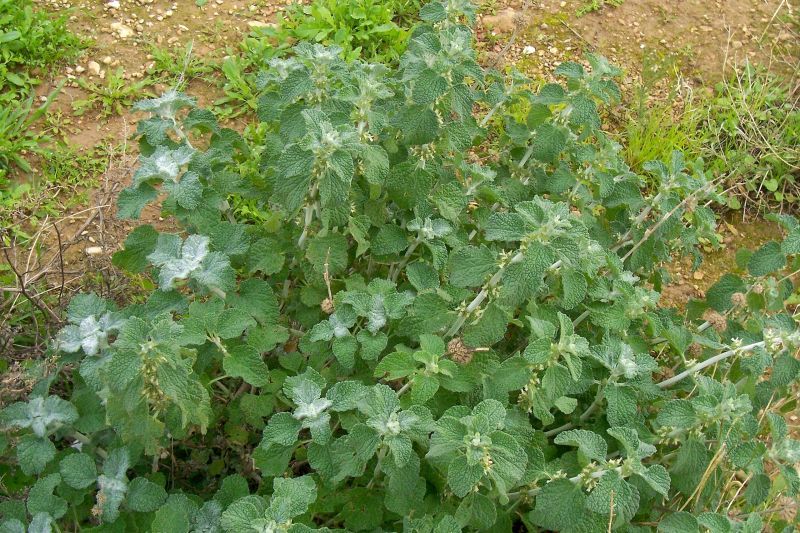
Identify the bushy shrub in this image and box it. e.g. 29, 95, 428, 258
2, 2, 799, 531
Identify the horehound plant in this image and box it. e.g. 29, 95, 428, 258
1, 1, 799, 531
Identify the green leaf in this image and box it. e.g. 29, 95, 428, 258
411, 374, 439, 404
585, 470, 639, 526
637, 464, 671, 497
455, 492, 496, 530
269, 475, 317, 520
17, 435, 55, 476
151, 499, 191, 533
394, 106, 439, 145
414, 69, 449, 105
529, 479, 588, 531
261, 412, 302, 448
247, 238, 285, 275
27, 474, 67, 520
656, 400, 697, 428
227, 279, 280, 326
745, 473, 770, 506
59, 453, 97, 489
2, 396, 78, 438
487, 431, 526, 495
554, 429, 607, 463
447, 455, 484, 497
220, 495, 266, 532
561, 269, 587, 310
407, 262, 440, 291
705, 273, 746, 312
448, 246, 496, 287
223, 345, 269, 387
134, 90, 196, 118
658, 512, 699, 533
604, 384, 637, 426
127, 477, 168, 512
463, 303, 508, 348
117, 183, 158, 219
372, 224, 409, 256
306, 233, 349, 276
528, 124, 567, 164
357, 330, 388, 361
748, 241, 786, 277
113, 224, 159, 273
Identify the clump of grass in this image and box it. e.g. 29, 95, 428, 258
0, 0, 86, 178
1, 144, 108, 244
623, 54, 799, 216
622, 51, 705, 172
0, 0, 86, 103
73, 68, 154, 118
704, 64, 799, 214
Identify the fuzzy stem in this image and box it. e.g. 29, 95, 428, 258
612, 192, 663, 252
390, 238, 422, 283
657, 341, 765, 389
446, 251, 523, 337
366, 446, 387, 489
69, 431, 108, 460
507, 466, 623, 501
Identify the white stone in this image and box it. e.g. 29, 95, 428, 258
85, 246, 103, 255
87, 61, 101, 75
110, 22, 135, 38
522, 45, 536, 55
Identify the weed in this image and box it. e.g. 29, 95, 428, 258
623, 53, 703, 170
0, 0, 85, 102
147, 41, 214, 85
576, 0, 623, 16
0, 86, 60, 177
72, 68, 153, 118
704, 64, 800, 214
269, 0, 410, 62
214, 55, 260, 117
1, 144, 106, 243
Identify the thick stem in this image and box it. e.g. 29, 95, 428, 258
366, 446, 387, 489
390, 238, 422, 283
297, 201, 317, 248
69, 431, 108, 459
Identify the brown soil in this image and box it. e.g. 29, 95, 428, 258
661, 215, 782, 309
480, 0, 796, 83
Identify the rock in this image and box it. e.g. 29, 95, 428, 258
107, 0, 120, 8
87, 61, 101, 76
110, 22, 135, 38
75, 65, 85, 73
247, 20, 269, 28
693, 271, 704, 281
85, 246, 104, 256
481, 8, 519, 34
101, 56, 113, 65
522, 45, 536, 55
